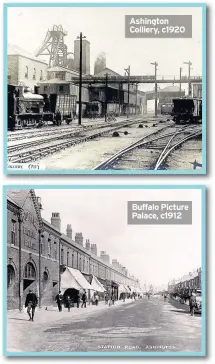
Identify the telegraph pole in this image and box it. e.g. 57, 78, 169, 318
78, 32, 86, 125
151, 62, 158, 117
179, 67, 182, 94
183, 61, 192, 96
124, 66, 130, 119
105, 73, 108, 122
135, 83, 138, 115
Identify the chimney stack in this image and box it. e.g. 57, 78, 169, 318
100, 251, 110, 264
66, 224, 72, 239
51, 212, 61, 231
85, 239, 90, 250
75, 232, 83, 246
91, 244, 97, 256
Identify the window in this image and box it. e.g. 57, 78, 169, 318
11, 220, 16, 245
33, 68, 36, 80
25, 66, 28, 79
71, 253, 74, 267
43, 271, 49, 289
40, 70, 43, 81
24, 262, 36, 279
67, 251, 69, 266
54, 242, 57, 260
48, 237, 51, 258
59, 85, 64, 92
7, 265, 15, 288
41, 236, 44, 255
44, 86, 47, 92
61, 248, 64, 265
83, 259, 85, 272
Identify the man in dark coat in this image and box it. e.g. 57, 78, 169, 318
189, 293, 197, 316
81, 291, 87, 308
55, 291, 63, 312
25, 290, 38, 322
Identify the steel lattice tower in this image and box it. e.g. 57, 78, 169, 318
35, 25, 68, 67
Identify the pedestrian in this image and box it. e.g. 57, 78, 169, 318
189, 292, 197, 316
77, 293, 80, 308
81, 291, 87, 308
111, 293, 115, 305
25, 289, 38, 322
105, 293, 109, 305
66, 296, 72, 312
55, 291, 63, 312
95, 293, 99, 306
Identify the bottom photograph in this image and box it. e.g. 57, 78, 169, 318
4, 185, 205, 357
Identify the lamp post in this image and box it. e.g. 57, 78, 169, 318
183, 61, 192, 96
179, 67, 182, 94
124, 66, 130, 119
150, 62, 158, 117
77, 32, 86, 125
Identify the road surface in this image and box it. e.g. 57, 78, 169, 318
7, 296, 201, 353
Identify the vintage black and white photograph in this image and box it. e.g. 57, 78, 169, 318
6, 4, 205, 173
5, 187, 205, 355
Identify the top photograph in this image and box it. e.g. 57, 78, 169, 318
4, 3, 206, 175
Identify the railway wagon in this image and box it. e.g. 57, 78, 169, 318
8, 85, 46, 131
172, 98, 202, 124
160, 103, 173, 115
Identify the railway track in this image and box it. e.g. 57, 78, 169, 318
94, 125, 202, 171
8, 117, 151, 163
7, 116, 146, 142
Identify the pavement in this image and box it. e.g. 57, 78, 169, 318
6, 295, 202, 354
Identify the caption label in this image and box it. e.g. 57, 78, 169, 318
7, 163, 45, 170
125, 15, 192, 38
127, 201, 192, 225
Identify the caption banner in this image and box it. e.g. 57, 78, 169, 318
7, 163, 45, 170
127, 201, 192, 225
125, 15, 192, 38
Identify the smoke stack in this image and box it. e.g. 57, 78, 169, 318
51, 212, 61, 231
74, 38, 90, 75
75, 232, 83, 246
91, 244, 97, 256
85, 239, 90, 250
66, 224, 72, 239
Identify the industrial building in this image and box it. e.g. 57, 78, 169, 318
8, 44, 48, 90
7, 190, 140, 310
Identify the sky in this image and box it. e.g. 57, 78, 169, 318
35, 188, 202, 288
7, 6, 202, 92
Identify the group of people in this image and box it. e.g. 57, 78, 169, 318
104, 293, 116, 306
55, 290, 88, 312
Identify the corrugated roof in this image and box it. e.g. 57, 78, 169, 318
8, 44, 47, 64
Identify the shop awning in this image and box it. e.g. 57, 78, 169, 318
61, 267, 92, 292
91, 275, 106, 292
118, 284, 130, 293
